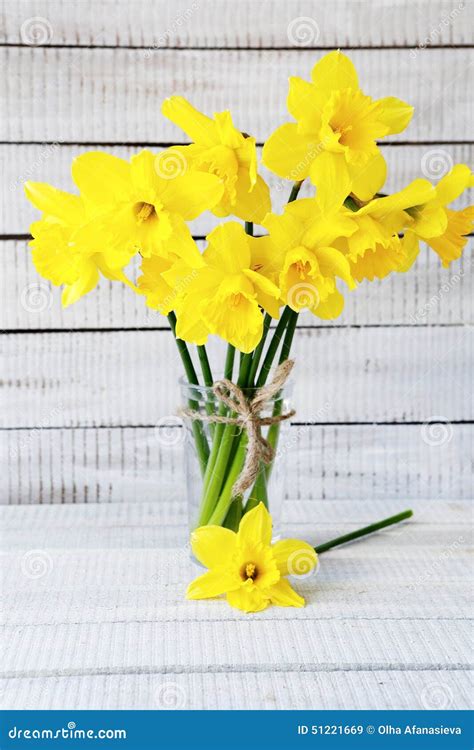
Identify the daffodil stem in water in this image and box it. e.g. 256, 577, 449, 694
200, 343, 236, 498
197, 352, 252, 525
314, 510, 413, 554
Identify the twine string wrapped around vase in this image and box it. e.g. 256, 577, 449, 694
180, 359, 295, 496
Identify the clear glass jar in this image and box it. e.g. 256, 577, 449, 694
180, 378, 293, 541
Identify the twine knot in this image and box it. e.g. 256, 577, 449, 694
181, 359, 295, 497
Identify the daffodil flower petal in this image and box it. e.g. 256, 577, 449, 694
310, 152, 352, 211
428, 206, 474, 267
287, 76, 325, 132
315, 246, 356, 289
435, 164, 473, 206
348, 151, 387, 202
190, 525, 238, 569
268, 578, 305, 608
262, 123, 318, 181
205, 222, 251, 273
160, 172, 224, 220
226, 585, 269, 613
72, 152, 131, 206
373, 96, 414, 135
162, 95, 218, 147
237, 503, 272, 547
25, 182, 84, 225
186, 570, 240, 600
313, 289, 345, 319
271, 539, 318, 576
61, 261, 99, 307
311, 50, 358, 92
232, 171, 271, 224
397, 230, 420, 273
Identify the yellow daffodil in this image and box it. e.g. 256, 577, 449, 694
261, 196, 357, 319
137, 254, 202, 315
24, 182, 133, 306
334, 178, 436, 281
187, 503, 317, 612
399, 164, 474, 269
71, 149, 224, 264
162, 96, 271, 223
175, 222, 280, 352
262, 50, 413, 201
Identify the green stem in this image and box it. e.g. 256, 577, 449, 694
197, 345, 213, 387
222, 497, 243, 532
279, 309, 298, 364
224, 344, 236, 380
167, 313, 209, 472
198, 345, 236, 502
247, 313, 271, 387
255, 306, 292, 388
197, 352, 252, 526
288, 181, 303, 203
168, 312, 200, 386
315, 510, 413, 555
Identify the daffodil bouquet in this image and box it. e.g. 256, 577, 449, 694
25, 52, 472, 612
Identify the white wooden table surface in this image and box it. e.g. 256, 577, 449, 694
1, 499, 472, 711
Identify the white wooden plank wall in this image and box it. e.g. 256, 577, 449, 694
0, 0, 472, 505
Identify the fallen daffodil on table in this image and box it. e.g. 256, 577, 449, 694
23, 50, 472, 613
187, 503, 317, 612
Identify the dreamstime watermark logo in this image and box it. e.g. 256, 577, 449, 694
275, 402, 331, 463
408, 536, 464, 591
421, 148, 453, 180
273, 137, 332, 191
155, 150, 188, 179
287, 282, 320, 311
10, 142, 60, 192
421, 682, 454, 709
155, 682, 186, 709
144, 1, 199, 56
287, 548, 320, 579
20, 16, 53, 45
420, 417, 453, 447
409, 3, 465, 58
21, 549, 53, 579
409, 267, 465, 323
20, 282, 54, 313
154, 416, 186, 448
287, 17, 320, 46
151, 543, 190, 583
9, 404, 64, 459
154, 268, 198, 315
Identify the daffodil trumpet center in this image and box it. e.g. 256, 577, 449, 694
134, 201, 156, 224
241, 562, 258, 581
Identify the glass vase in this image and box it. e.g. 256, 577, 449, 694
180, 378, 293, 540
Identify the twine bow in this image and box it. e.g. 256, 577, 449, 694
181, 359, 295, 497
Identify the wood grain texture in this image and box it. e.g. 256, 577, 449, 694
2, 0, 473, 48
3, 143, 473, 237
1, 670, 472, 711
1, 425, 472, 505
0, 500, 471, 709
1, 48, 472, 142
1, 327, 472, 428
